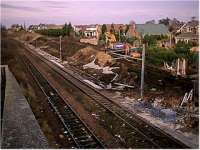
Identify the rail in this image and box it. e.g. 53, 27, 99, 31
24, 47, 189, 148
21, 57, 104, 149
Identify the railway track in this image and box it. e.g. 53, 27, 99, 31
21, 57, 104, 149
24, 47, 189, 148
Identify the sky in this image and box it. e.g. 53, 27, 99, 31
1, 0, 199, 27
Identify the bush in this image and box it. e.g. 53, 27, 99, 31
174, 41, 192, 56
35, 23, 74, 37
143, 35, 157, 46
143, 34, 169, 47
127, 37, 137, 45
146, 41, 198, 67
188, 52, 199, 65
146, 47, 177, 65
35, 29, 64, 37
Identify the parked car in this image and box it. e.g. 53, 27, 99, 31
113, 42, 124, 50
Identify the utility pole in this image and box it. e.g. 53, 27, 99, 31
119, 30, 120, 42
59, 35, 62, 62
140, 44, 145, 99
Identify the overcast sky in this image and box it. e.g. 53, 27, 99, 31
1, 0, 199, 27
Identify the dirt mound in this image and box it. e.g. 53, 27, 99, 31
30, 36, 48, 46
96, 52, 113, 66
24, 33, 41, 43
71, 46, 98, 63
71, 46, 114, 66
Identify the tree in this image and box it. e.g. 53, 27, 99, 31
168, 26, 174, 32
143, 34, 157, 46
68, 22, 73, 36
158, 17, 170, 26
126, 37, 137, 45
101, 24, 107, 34
146, 47, 177, 65
125, 24, 129, 34
62, 22, 73, 36
174, 41, 192, 57
62, 23, 68, 36
111, 23, 115, 34
119, 26, 123, 34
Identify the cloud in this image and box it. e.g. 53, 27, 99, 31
39, 0, 68, 8
1, 3, 41, 12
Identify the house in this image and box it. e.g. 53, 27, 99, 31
175, 33, 198, 44
28, 24, 64, 32
135, 24, 170, 37
28, 25, 38, 31
28, 24, 47, 31
100, 23, 169, 38
75, 23, 170, 45
176, 20, 198, 34
74, 24, 99, 45
174, 20, 199, 44
84, 25, 99, 38
74, 24, 99, 38
73, 25, 84, 33
11, 24, 23, 31
37, 24, 47, 30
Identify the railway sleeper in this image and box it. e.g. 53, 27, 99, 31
64, 111, 75, 116
63, 117, 79, 123
62, 116, 76, 120
79, 141, 99, 148
78, 138, 95, 144
76, 135, 92, 140
72, 132, 90, 139
66, 121, 83, 126
67, 124, 83, 130
63, 111, 76, 116
72, 130, 89, 137
68, 128, 86, 133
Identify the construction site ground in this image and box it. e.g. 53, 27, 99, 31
2, 30, 199, 148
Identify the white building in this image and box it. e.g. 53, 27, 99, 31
175, 33, 198, 44
84, 25, 99, 38
74, 24, 99, 38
